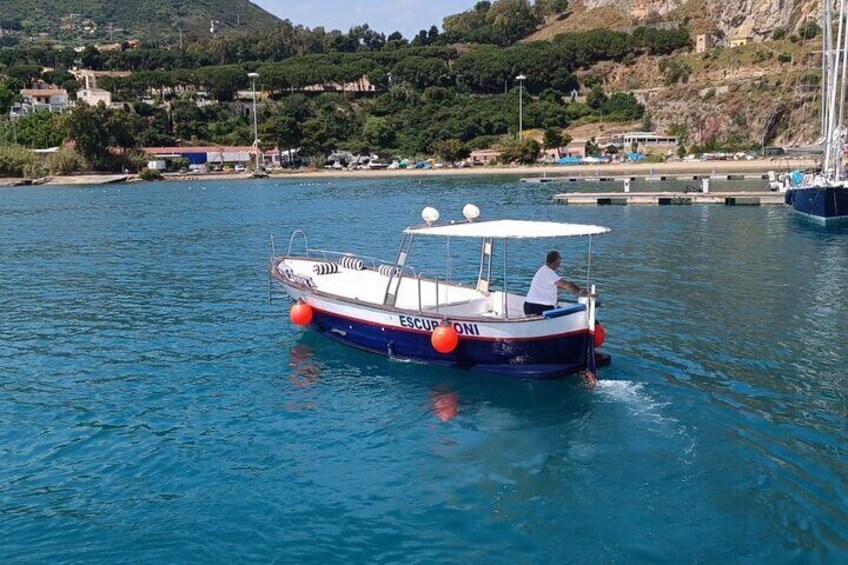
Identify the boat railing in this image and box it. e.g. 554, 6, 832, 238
287, 230, 309, 257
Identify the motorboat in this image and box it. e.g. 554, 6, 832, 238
270, 206, 611, 381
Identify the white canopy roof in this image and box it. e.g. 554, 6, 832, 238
405, 219, 610, 239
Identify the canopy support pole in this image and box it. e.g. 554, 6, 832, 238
476, 237, 494, 293
383, 233, 414, 307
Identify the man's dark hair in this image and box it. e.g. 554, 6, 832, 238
546, 250, 560, 264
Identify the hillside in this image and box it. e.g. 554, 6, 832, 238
575, 38, 821, 149
0, 0, 281, 42
525, 0, 818, 43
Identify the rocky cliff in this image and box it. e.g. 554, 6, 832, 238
531, 0, 818, 42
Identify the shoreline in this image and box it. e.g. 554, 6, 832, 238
0, 158, 816, 186
269, 158, 815, 180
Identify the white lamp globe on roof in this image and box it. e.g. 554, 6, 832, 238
422, 207, 440, 225
463, 204, 481, 221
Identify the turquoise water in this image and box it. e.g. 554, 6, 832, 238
1, 177, 846, 562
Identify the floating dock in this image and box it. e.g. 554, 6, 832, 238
552, 191, 785, 206
521, 173, 769, 183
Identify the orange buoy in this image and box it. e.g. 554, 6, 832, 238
594, 322, 607, 348
290, 301, 314, 326
431, 322, 460, 354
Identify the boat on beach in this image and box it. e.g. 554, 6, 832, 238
270, 206, 611, 381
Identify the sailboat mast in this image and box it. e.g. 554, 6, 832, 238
824, 0, 846, 177
837, 0, 848, 179
822, 3, 832, 140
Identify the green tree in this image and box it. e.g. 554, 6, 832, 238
543, 127, 564, 157
534, 0, 569, 18
62, 103, 141, 171
62, 104, 112, 169
561, 133, 573, 147
0, 81, 15, 115
432, 139, 471, 163
499, 138, 541, 164
586, 85, 608, 110
602, 92, 644, 121
14, 111, 65, 148
362, 116, 395, 149
584, 136, 599, 156
489, 0, 541, 46
263, 114, 302, 165
640, 110, 653, 131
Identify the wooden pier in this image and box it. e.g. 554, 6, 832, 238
521, 173, 769, 183
552, 191, 785, 206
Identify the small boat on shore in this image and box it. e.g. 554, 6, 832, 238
270, 206, 611, 380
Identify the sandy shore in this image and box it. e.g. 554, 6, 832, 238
0, 158, 816, 187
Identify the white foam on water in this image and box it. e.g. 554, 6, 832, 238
595, 380, 673, 424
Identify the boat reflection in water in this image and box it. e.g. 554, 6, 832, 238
288, 343, 321, 388
430, 386, 459, 422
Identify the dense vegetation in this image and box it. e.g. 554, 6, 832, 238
0, 0, 694, 171
0, 0, 279, 42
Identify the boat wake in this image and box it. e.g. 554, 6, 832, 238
595, 380, 672, 424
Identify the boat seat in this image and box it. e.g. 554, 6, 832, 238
313, 262, 340, 275
421, 296, 492, 316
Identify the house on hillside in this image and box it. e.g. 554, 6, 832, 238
77, 88, 112, 107
11, 88, 70, 116
730, 35, 752, 48
303, 76, 378, 93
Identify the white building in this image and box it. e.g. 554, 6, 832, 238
17, 88, 70, 114
77, 88, 112, 107
609, 132, 678, 152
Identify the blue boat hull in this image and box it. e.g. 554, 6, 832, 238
309, 308, 597, 380
787, 186, 848, 224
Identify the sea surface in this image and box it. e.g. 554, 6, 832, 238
1, 176, 846, 563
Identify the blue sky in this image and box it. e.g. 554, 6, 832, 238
252, 0, 473, 37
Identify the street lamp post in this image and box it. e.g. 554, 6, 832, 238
248, 72, 261, 172
516, 74, 527, 139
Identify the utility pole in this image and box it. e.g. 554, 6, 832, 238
516, 74, 527, 139
249, 72, 261, 171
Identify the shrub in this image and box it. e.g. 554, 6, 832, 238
771, 27, 787, 41
0, 145, 42, 178
798, 22, 821, 40
139, 168, 163, 181
47, 149, 88, 175
661, 60, 692, 85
